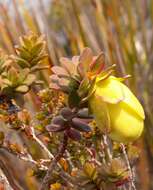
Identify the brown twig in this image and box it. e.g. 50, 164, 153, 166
0, 159, 21, 190
101, 135, 112, 163
120, 143, 137, 190
0, 163, 14, 190
1, 145, 75, 189
39, 132, 68, 190
31, 126, 54, 159
1, 146, 48, 171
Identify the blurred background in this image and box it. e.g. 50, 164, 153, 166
0, 0, 153, 189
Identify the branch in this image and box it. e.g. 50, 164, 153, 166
39, 132, 68, 190
1, 145, 75, 188
101, 135, 112, 162
120, 143, 137, 190
31, 126, 54, 159
1, 146, 48, 171
0, 159, 22, 190
0, 164, 14, 190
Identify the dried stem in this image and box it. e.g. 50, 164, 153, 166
101, 135, 112, 162
31, 126, 54, 159
1, 146, 74, 189
0, 164, 14, 190
65, 150, 75, 168
120, 143, 137, 190
1, 146, 48, 171
39, 132, 68, 190
0, 159, 22, 190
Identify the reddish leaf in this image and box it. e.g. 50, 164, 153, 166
67, 128, 81, 141
51, 66, 69, 77
60, 107, 73, 120
50, 74, 60, 83
50, 82, 61, 90
72, 118, 91, 132
52, 116, 65, 126
77, 108, 93, 119
60, 57, 76, 75
77, 48, 93, 77
46, 124, 66, 132
90, 52, 105, 75
58, 78, 69, 87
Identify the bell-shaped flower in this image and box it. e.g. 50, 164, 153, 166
89, 76, 145, 143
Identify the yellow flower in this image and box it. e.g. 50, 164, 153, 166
89, 76, 145, 143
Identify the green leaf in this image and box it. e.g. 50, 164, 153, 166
15, 56, 31, 68
16, 34, 48, 70
31, 65, 49, 72
20, 36, 32, 49
2, 78, 12, 86
23, 74, 36, 85
31, 42, 44, 57
34, 80, 44, 85
96, 64, 116, 83
7, 67, 19, 85
18, 68, 30, 83
18, 47, 31, 61
78, 77, 90, 98
30, 55, 48, 68
15, 85, 29, 93
81, 77, 96, 103
68, 89, 81, 108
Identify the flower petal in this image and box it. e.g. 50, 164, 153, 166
95, 76, 125, 104
89, 95, 111, 133
108, 102, 144, 142
95, 76, 145, 119
119, 82, 145, 119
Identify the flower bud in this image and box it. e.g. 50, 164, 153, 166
89, 76, 145, 143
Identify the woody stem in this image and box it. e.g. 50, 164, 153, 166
39, 132, 68, 190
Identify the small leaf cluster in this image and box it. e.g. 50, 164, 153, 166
73, 159, 129, 190
13, 33, 48, 71
50, 48, 107, 108
46, 107, 92, 141
0, 33, 48, 98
